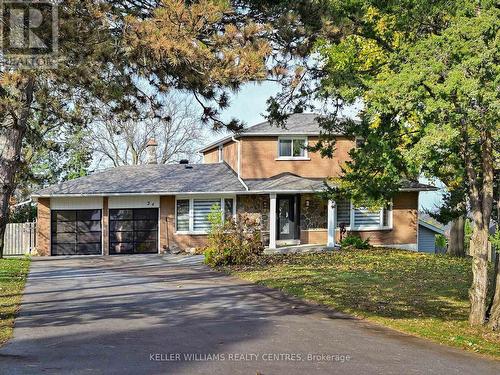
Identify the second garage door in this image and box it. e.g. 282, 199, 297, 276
51, 210, 102, 256
109, 208, 158, 254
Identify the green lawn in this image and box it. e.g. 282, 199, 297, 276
225, 248, 500, 358
0, 257, 30, 345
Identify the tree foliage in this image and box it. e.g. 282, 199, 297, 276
250, 0, 499, 328
0, 0, 272, 257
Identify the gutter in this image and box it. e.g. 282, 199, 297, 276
10, 199, 32, 208
32, 189, 321, 199
232, 136, 249, 191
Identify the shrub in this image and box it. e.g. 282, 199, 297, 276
204, 208, 263, 267
340, 235, 371, 249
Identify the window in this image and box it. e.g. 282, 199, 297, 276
353, 208, 381, 227
336, 200, 351, 227
382, 204, 392, 227
193, 199, 220, 232
223, 198, 234, 221
335, 200, 392, 230
175, 197, 235, 233
176, 200, 190, 231
278, 138, 307, 158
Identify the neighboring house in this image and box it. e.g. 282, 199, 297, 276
32, 113, 436, 256
418, 217, 446, 254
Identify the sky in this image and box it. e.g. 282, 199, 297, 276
215, 82, 445, 213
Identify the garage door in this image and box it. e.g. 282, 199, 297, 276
51, 210, 102, 255
109, 208, 158, 254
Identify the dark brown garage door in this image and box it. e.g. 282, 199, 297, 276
109, 208, 158, 254
51, 210, 102, 255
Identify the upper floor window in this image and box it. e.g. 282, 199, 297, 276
278, 137, 308, 159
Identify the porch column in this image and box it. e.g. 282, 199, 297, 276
269, 193, 277, 249
327, 200, 336, 248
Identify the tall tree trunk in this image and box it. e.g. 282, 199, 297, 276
0, 78, 34, 258
448, 215, 465, 257
466, 129, 494, 326
468, 223, 490, 325
487, 252, 500, 330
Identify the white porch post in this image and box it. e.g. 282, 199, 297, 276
327, 199, 336, 248
269, 193, 277, 249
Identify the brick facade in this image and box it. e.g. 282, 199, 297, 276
36, 197, 50, 256
159, 196, 208, 253
353, 192, 418, 246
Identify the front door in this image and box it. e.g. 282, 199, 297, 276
277, 195, 299, 240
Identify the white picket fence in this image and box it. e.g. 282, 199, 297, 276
3, 222, 36, 256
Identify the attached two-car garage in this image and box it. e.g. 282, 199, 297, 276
49, 197, 159, 256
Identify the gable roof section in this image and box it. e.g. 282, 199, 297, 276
33, 163, 247, 197
400, 181, 439, 192
200, 113, 353, 153
419, 218, 445, 235
244, 173, 324, 192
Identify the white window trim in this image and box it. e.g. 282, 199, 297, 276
337, 199, 393, 231
175, 195, 236, 234
276, 136, 309, 160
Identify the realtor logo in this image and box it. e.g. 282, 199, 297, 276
0, 0, 58, 68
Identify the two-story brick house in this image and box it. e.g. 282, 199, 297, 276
33, 113, 435, 256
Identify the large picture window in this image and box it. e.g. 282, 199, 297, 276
335, 200, 392, 230
193, 199, 220, 232
278, 137, 307, 158
176, 197, 235, 233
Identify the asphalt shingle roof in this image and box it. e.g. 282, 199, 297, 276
244, 173, 324, 192
34, 163, 246, 197
200, 113, 353, 152
241, 113, 328, 135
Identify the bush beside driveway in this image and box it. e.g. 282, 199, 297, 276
0, 257, 30, 345
226, 248, 500, 358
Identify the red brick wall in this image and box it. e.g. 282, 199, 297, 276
353, 192, 418, 246
160, 196, 208, 252
240, 136, 354, 179
36, 198, 50, 256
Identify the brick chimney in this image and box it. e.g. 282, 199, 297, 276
146, 139, 158, 164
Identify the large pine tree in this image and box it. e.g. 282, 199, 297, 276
0, 0, 270, 257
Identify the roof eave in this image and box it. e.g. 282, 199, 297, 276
198, 132, 348, 153
400, 187, 438, 192
419, 219, 445, 234
32, 188, 322, 199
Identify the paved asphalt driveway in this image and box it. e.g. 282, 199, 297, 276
1, 255, 499, 375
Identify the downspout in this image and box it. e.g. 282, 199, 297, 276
232, 136, 248, 191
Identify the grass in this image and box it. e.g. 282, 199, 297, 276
0, 257, 30, 345
225, 248, 500, 358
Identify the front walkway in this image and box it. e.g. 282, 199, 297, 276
0, 255, 498, 374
